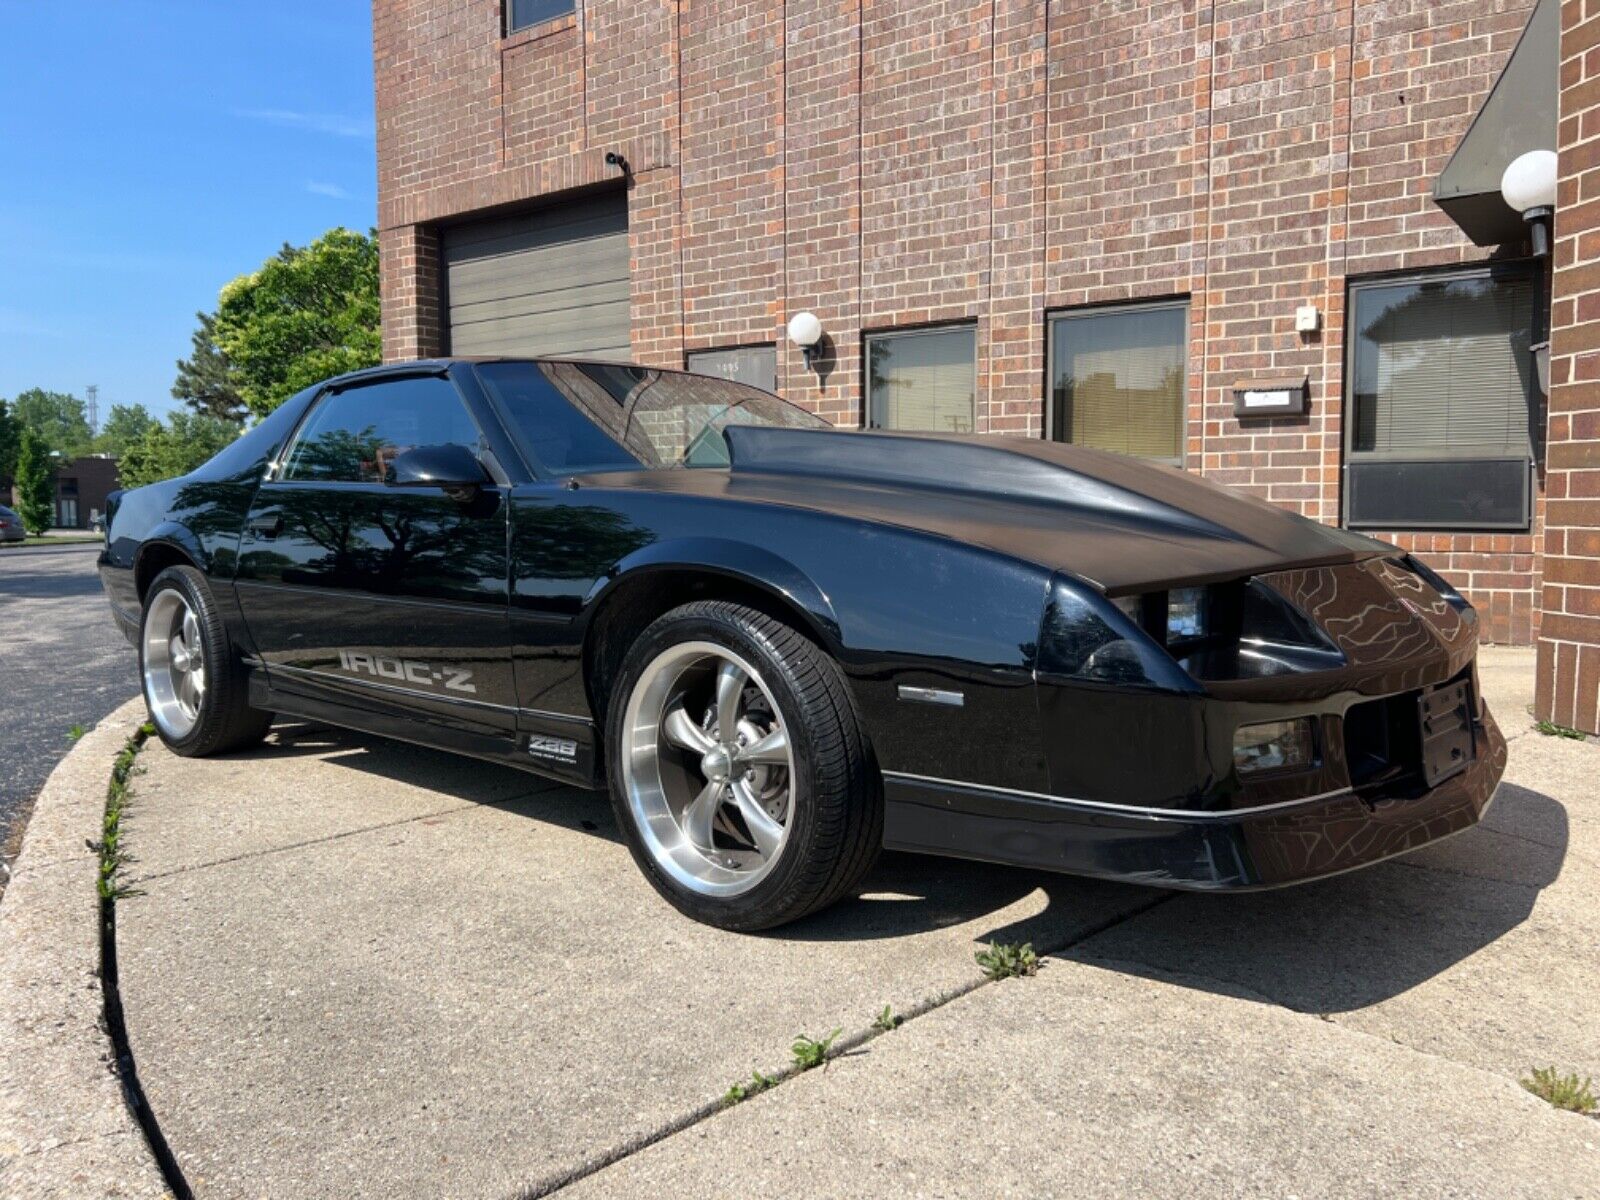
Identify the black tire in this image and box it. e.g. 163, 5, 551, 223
139, 565, 273, 756
605, 600, 882, 931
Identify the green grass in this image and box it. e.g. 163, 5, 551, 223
791, 1028, 841, 1072
67, 723, 86, 743
1534, 719, 1587, 740
975, 941, 1039, 981
872, 1004, 901, 1032
1521, 1066, 1597, 1114
94, 722, 154, 901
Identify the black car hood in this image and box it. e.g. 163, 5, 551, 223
587, 426, 1394, 596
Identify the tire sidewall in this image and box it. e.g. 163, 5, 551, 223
606, 607, 827, 928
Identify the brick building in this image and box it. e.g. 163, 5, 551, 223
373, 0, 1600, 733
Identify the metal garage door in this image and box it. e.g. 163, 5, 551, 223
442, 192, 630, 359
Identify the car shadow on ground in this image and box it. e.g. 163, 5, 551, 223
265, 722, 1568, 1014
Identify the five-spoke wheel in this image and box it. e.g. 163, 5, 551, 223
622, 642, 796, 897
607, 600, 882, 930
142, 587, 207, 740
138, 565, 273, 756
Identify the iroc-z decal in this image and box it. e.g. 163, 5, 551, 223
337, 650, 477, 694
527, 735, 579, 764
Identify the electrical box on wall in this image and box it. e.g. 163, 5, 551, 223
1233, 377, 1310, 418
1294, 305, 1322, 333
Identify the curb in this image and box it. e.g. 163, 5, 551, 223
0, 698, 172, 1199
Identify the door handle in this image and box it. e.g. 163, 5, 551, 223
248, 514, 283, 539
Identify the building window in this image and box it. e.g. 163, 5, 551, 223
1048, 300, 1187, 463
865, 325, 976, 434
1345, 263, 1538, 530
507, 0, 574, 33
686, 345, 778, 394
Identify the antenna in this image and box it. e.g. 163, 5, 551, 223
86, 384, 99, 435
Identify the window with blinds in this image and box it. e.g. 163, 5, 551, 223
1049, 301, 1187, 462
1349, 267, 1537, 458
866, 326, 976, 434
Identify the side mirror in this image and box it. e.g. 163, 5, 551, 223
386, 443, 488, 502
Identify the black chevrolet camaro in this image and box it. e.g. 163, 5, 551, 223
99, 358, 1505, 929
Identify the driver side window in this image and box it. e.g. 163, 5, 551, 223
282, 377, 483, 483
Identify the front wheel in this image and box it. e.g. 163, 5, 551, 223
606, 600, 881, 931
139, 565, 273, 756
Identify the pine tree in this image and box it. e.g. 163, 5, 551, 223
173, 311, 247, 421
15, 427, 55, 535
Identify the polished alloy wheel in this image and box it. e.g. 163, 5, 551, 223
143, 589, 206, 740
621, 641, 795, 897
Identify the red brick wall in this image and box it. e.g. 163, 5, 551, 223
1539, 0, 1600, 731
374, 0, 1559, 644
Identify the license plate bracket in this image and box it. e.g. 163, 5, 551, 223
1418, 680, 1474, 787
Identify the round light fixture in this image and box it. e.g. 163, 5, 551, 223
1501, 149, 1557, 216
787, 311, 823, 350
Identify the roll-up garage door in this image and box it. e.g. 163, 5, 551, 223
442, 192, 630, 359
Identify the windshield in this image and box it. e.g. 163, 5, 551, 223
475, 360, 828, 476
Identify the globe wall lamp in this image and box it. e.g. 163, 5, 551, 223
1501, 149, 1557, 257
1501, 149, 1557, 396
787, 311, 824, 368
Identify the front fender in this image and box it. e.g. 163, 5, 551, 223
583, 536, 842, 651
136, 521, 211, 581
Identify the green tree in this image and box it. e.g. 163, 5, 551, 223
173, 311, 248, 421
93, 403, 158, 458
0, 399, 20, 482
214, 227, 381, 418
15, 427, 55, 535
118, 411, 241, 489
13, 388, 92, 458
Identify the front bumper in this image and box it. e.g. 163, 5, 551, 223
881, 707, 1506, 890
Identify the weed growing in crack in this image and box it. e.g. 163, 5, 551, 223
1522, 1066, 1597, 1114
91, 722, 154, 901
872, 1004, 901, 1032
1534, 719, 1586, 740
975, 941, 1038, 981
721, 1069, 776, 1108
67, 723, 86, 742
791, 1028, 841, 1071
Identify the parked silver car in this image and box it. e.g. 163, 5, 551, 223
0, 505, 26, 544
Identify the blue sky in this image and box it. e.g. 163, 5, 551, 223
0, 0, 377, 420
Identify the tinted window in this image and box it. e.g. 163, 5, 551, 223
477, 361, 826, 474
866, 327, 976, 433
508, 0, 574, 32
686, 345, 778, 393
475, 362, 638, 475
1050, 302, 1187, 462
281, 377, 482, 484
1349, 266, 1536, 458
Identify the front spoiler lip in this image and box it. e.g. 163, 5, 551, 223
881, 709, 1507, 891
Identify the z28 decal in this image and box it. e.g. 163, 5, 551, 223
337, 650, 477, 694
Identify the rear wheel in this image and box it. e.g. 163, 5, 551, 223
606, 600, 881, 930
140, 565, 272, 756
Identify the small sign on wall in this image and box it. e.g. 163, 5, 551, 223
1232, 377, 1309, 418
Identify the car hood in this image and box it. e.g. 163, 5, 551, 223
583, 426, 1394, 596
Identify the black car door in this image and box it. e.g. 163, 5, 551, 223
232, 372, 516, 742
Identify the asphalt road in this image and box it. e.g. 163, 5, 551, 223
0, 544, 137, 882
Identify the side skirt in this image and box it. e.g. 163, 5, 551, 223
249, 670, 603, 790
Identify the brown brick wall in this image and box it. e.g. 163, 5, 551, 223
1539, 0, 1600, 730
374, 0, 1568, 646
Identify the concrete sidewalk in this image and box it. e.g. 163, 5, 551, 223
111, 648, 1598, 1197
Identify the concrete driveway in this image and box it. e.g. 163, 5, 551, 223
114, 648, 1599, 1198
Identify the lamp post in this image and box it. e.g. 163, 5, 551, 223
1502, 149, 1557, 396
